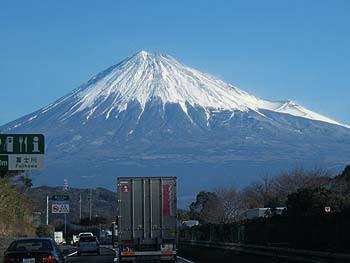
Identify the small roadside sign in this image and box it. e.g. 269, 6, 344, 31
0, 134, 45, 171
52, 195, 69, 201
52, 195, 69, 214
325, 207, 331, 213
52, 201, 69, 214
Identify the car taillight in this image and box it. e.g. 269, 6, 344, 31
3, 257, 17, 263
41, 254, 57, 263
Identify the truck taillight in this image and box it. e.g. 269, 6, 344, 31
42, 254, 57, 263
121, 251, 136, 256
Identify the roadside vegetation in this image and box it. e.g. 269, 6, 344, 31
181, 165, 350, 252
0, 172, 35, 237
186, 166, 350, 224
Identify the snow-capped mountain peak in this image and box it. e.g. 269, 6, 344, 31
50, 50, 342, 127
66, 50, 261, 117
9, 50, 348, 128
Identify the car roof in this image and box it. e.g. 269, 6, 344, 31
13, 238, 53, 241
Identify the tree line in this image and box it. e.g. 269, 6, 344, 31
182, 165, 350, 224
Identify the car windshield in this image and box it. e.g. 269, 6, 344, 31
80, 236, 97, 242
8, 240, 52, 252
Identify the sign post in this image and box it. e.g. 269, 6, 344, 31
0, 134, 45, 171
52, 195, 69, 240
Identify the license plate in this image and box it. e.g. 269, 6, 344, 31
23, 258, 35, 263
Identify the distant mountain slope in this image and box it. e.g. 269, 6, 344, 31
1, 51, 350, 206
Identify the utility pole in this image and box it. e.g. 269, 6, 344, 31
46, 195, 49, 225
63, 179, 68, 191
89, 189, 92, 223
79, 193, 82, 220
63, 179, 69, 240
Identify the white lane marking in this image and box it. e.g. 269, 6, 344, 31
101, 246, 119, 262
178, 256, 197, 263
66, 251, 77, 257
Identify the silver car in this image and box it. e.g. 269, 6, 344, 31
77, 236, 100, 256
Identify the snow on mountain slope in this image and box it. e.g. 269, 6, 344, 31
31, 50, 346, 128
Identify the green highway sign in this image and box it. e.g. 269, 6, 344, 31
0, 134, 45, 171
0, 155, 8, 171
0, 134, 44, 154
52, 195, 70, 201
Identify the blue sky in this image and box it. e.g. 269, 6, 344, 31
1, 0, 349, 125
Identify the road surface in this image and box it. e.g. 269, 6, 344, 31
66, 245, 287, 263
66, 246, 190, 263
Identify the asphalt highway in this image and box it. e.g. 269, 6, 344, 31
65, 247, 113, 262
65, 246, 190, 263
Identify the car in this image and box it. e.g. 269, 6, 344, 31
3, 238, 65, 263
78, 232, 93, 239
77, 236, 100, 256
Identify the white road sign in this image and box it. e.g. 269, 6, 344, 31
52, 201, 69, 214
8, 154, 44, 170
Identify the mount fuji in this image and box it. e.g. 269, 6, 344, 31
1, 51, 350, 204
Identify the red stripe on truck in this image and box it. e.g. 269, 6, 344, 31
163, 185, 169, 217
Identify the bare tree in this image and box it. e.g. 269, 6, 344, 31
215, 186, 245, 223
241, 168, 331, 209
241, 176, 275, 208
273, 167, 331, 202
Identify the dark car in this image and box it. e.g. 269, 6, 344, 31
3, 238, 65, 263
77, 236, 100, 256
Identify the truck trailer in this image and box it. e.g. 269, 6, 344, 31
115, 177, 177, 262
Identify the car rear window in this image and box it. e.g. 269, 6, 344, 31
8, 240, 52, 252
80, 236, 97, 242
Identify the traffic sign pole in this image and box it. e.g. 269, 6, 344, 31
64, 213, 67, 241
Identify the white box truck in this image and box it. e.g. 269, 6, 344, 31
115, 177, 177, 262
